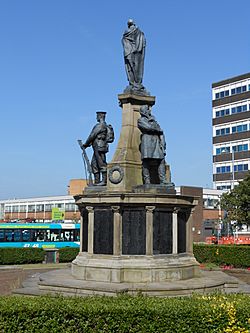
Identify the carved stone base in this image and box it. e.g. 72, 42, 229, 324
133, 184, 176, 194
123, 85, 150, 96
36, 268, 241, 297
72, 253, 200, 283
73, 191, 199, 286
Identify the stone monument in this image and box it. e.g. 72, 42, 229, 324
71, 20, 200, 288
36, 20, 238, 296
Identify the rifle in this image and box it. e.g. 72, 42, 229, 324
77, 140, 93, 186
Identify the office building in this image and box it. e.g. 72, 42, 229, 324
0, 195, 80, 223
212, 73, 250, 190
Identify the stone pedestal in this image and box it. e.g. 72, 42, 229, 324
107, 93, 155, 192
70, 91, 201, 291
72, 192, 200, 283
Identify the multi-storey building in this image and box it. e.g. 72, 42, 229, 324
212, 73, 250, 190
0, 195, 80, 223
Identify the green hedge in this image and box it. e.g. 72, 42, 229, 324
0, 248, 44, 265
0, 245, 249, 267
0, 294, 249, 332
58, 248, 79, 262
0, 248, 79, 265
193, 244, 250, 268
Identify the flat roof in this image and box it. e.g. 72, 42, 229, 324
212, 72, 250, 88
0, 195, 75, 204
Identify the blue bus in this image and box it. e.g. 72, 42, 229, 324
0, 223, 80, 248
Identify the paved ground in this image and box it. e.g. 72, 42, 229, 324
224, 269, 250, 284
0, 264, 249, 296
0, 263, 68, 295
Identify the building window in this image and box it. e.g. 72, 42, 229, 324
45, 204, 53, 212
231, 124, 248, 133
65, 203, 76, 212
231, 85, 247, 95
203, 198, 219, 208
4, 206, 11, 213
217, 185, 231, 190
28, 205, 35, 212
232, 144, 248, 152
36, 204, 44, 212
231, 104, 248, 114
19, 205, 26, 212
234, 164, 248, 172
55, 203, 64, 209
216, 166, 231, 174
12, 206, 19, 213
215, 90, 229, 100
215, 108, 230, 118
216, 127, 230, 136
216, 147, 230, 155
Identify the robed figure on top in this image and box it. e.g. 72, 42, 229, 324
122, 19, 147, 94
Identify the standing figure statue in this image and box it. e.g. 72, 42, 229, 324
138, 105, 167, 185
78, 112, 114, 186
122, 19, 147, 95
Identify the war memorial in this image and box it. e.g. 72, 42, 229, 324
34, 20, 243, 296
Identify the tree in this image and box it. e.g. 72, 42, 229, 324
220, 172, 250, 226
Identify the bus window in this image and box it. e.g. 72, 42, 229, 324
0, 230, 4, 242
5, 230, 13, 242
36, 231, 46, 242
50, 230, 61, 242
75, 229, 80, 241
46, 230, 51, 241
22, 230, 31, 242
62, 230, 74, 241
14, 230, 21, 242
30, 230, 36, 242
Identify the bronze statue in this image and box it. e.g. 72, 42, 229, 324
138, 105, 167, 185
79, 112, 114, 186
122, 19, 147, 94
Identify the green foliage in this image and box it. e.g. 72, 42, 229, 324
0, 248, 79, 265
220, 172, 250, 225
193, 244, 250, 268
58, 248, 79, 263
0, 294, 249, 332
0, 248, 44, 265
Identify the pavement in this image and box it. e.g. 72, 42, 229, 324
0, 264, 249, 297
0, 263, 69, 296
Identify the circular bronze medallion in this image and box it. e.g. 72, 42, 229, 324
108, 166, 124, 184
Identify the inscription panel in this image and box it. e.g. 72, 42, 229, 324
82, 208, 88, 252
153, 209, 172, 254
178, 211, 187, 253
94, 208, 113, 254
122, 208, 146, 255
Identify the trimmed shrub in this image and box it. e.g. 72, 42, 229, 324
0, 248, 44, 265
193, 244, 250, 268
58, 247, 79, 263
0, 248, 79, 265
0, 294, 249, 332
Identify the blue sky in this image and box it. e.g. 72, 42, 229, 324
0, 0, 249, 199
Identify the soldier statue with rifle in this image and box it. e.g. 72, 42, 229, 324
78, 111, 114, 186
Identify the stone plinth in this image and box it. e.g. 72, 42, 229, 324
107, 93, 155, 192
72, 254, 200, 283
72, 191, 200, 284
